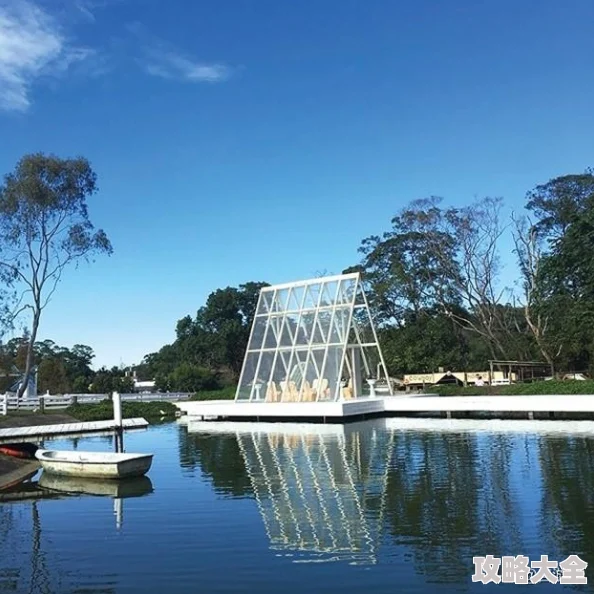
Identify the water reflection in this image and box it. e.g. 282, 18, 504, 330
186, 420, 393, 564
538, 436, 594, 563
5, 419, 594, 592
0, 477, 153, 594
0, 429, 154, 593
178, 425, 253, 497
184, 416, 594, 583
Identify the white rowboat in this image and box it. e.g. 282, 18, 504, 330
35, 449, 153, 479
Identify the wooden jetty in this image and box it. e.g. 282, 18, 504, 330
0, 417, 148, 442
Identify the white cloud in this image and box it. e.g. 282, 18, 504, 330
128, 23, 232, 84
0, 0, 94, 112
143, 50, 231, 83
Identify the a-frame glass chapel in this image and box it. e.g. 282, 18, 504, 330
236, 273, 392, 402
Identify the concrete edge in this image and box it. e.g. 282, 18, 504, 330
0, 460, 40, 491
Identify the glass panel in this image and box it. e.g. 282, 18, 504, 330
248, 316, 268, 350
265, 315, 283, 349
329, 306, 350, 344
309, 282, 322, 307
279, 350, 299, 402
258, 291, 274, 315
253, 351, 275, 400
316, 309, 333, 344
286, 287, 302, 312
288, 350, 308, 396
352, 307, 375, 343
354, 282, 366, 306
321, 280, 339, 306
312, 314, 327, 344
291, 285, 305, 310
276, 288, 290, 312
236, 352, 260, 400
322, 346, 344, 401
337, 278, 356, 304
359, 346, 381, 396
280, 313, 298, 347
270, 290, 283, 313
309, 348, 328, 401
303, 284, 318, 309
270, 351, 290, 384
298, 311, 315, 345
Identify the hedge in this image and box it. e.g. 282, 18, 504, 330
66, 400, 178, 422
190, 386, 236, 401
430, 380, 594, 396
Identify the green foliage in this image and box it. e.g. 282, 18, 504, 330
378, 310, 490, 376
0, 337, 95, 394
0, 153, 112, 398
523, 171, 594, 371
167, 363, 220, 392
66, 400, 178, 422
190, 386, 237, 401
144, 282, 268, 391
89, 367, 134, 394
431, 380, 594, 396
349, 169, 594, 376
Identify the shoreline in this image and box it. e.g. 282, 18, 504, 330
0, 456, 40, 490
0, 413, 76, 490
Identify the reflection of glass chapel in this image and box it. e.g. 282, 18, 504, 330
236, 273, 391, 402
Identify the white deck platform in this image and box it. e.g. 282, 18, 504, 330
0, 417, 148, 442
183, 416, 594, 436
176, 394, 594, 423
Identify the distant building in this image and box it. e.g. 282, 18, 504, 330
403, 369, 516, 389
133, 380, 156, 393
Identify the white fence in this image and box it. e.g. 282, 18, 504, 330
0, 391, 192, 415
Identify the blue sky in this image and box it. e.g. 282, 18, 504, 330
0, 0, 593, 369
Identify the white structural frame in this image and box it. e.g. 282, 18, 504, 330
235, 272, 392, 403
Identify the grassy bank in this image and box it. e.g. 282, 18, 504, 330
190, 386, 236, 401
65, 400, 178, 422
430, 380, 594, 396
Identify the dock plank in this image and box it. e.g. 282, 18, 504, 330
0, 418, 148, 441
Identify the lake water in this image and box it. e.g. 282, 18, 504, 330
1, 417, 594, 593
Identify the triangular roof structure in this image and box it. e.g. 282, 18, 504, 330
236, 272, 391, 402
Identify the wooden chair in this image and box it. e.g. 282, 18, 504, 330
301, 381, 314, 402
313, 378, 329, 400
266, 381, 280, 402
280, 380, 299, 402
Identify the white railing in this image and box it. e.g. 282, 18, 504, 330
0, 391, 192, 414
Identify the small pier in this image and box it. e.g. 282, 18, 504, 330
0, 417, 148, 442
176, 394, 594, 423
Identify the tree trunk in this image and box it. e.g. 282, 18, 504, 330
16, 307, 40, 399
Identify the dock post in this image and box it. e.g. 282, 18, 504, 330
113, 391, 123, 428
1, 393, 6, 416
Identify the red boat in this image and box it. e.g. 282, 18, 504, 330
0, 442, 39, 460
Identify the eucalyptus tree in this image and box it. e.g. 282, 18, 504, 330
0, 153, 112, 397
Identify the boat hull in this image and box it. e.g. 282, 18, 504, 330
35, 450, 153, 479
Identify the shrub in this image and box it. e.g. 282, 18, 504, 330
190, 386, 236, 401
430, 380, 594, 396
66, 400, 178, 422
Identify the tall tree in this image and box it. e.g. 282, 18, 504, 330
521, 171, 594, 371
0, 153, 112, 398
354, 197, 518, 361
